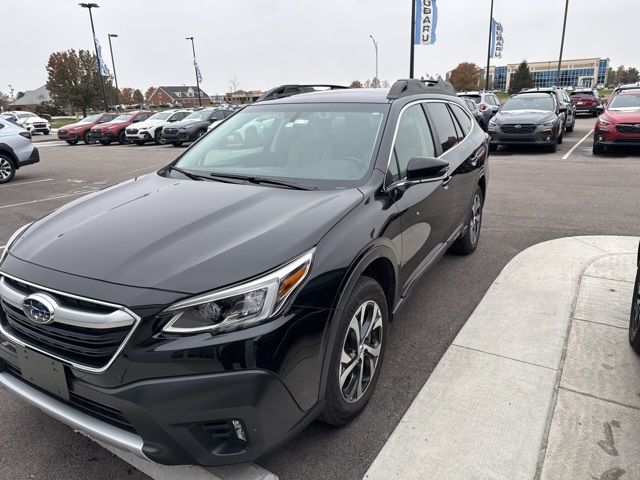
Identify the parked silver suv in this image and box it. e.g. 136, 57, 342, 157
0, 117, 40, 183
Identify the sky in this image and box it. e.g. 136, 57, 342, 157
1, 0, 638, 98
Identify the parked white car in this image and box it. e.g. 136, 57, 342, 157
125, 109, 191, 145
0, 111, 50, 135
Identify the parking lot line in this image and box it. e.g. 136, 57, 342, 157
0, 191, 88, 210
0, 178, 53, 188
561, 129, 594, 160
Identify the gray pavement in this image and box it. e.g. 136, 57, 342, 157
1, 117, 640, 479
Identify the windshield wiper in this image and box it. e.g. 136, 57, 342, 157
208, 172, 315, 190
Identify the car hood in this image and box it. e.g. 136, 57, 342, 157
604, 109, 640, 122
92, 121, 129, 131
168, 119, 207, 129
60, 121, 93, 131
10, 173, 364, 295
494, 110, 556, 124
131, 119, 165, 129
22, 117, 48, 124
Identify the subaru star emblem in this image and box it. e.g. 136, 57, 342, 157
22, 293, 56, 324
515, 125, 522, 129
635, 124, 640, 129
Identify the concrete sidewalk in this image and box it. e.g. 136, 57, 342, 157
365, 236, 640, 480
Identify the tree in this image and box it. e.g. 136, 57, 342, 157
46, 49, 114, 115
381, 80, 390, 88
508, 60, 534, 94
0, 91, 10, 109
144, 87, 155, 102
448, 62, 481, 91
229, 76, 240, 93
606, 67, 615, 85
120, 87, 134, 105
350, 80, 362, 88
622, 67, 639, 83
371, 77, 381, 88
16, 91, 25, 99
613, 65, 626, 84
133, 89, 144, 104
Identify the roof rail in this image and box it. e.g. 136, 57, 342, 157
613, 82, 640, 92
387, 79, 456, 100
255, 84, 349, 102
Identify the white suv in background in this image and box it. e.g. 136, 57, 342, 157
125, 109, 191, 145
1, 111, 51, 135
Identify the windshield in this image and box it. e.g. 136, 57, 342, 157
171, 103, 387, 189
80, 114, 101, 123
609, 93, 640, 110
17, 112, 35, 118
111, 114, 133, 122
502, 95, 555, 112
570, 92, 594, 98
148, 111, 173, 121
184, 109, 213, 121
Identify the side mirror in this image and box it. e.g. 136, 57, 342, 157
559, 105, 568, 112
406, 157, 449, 182
491, 105, 500, 113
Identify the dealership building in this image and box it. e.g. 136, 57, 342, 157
479, 57, 609, 91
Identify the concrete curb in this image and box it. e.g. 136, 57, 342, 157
364, 236, 639, 480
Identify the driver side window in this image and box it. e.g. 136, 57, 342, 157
387, 104, 435, 184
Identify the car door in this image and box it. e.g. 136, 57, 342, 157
386, 103, 452, 294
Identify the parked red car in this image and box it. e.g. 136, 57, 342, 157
569, 88, 603, 117
57, 112, 118, 145
89, 110, 153, 145
593, 87, 640, 155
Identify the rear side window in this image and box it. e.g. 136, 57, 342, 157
424, 103, 459, 153
387, 104, 436, 183
450, 104, 472, 136
462, 95, 481, 104
464, 99, 476, 110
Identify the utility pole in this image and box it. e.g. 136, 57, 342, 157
484, 0, 494, 91
557, 0, 570, 87
369, 35, 379, 87
79, 3, 109, 111
107, 34, 119, 107
185, 36, 202, 107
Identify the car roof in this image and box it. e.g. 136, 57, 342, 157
617, 88, 640, 95
255, 88, 392, 105
512, 92, 554, 98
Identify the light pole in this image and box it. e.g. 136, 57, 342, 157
369, 35, 379, 87
107, 33, 119, 107
185, 36, 202, 107
557, 0, 569, 87
79, 3, 109, 111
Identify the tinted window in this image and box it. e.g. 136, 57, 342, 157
464, 99, 476, 110
502, 95, 555, 111
461, 95, 481, 104
424, 103, 459, 152
484, 95, 495, 106
450, 104, 472, 136
211, 111, 225, 121
387, 104, 435, 183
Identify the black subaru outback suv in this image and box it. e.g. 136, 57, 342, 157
0, 79, 488, 466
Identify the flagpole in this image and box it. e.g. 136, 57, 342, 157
186, 36, 202, 107
556, 0, 569, 87
484, 0, 494, 91
80, 3, 109, 112
410, 0, 416, 78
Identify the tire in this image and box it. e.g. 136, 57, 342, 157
66, 140, 78, 145
172, 142, 183, 147
629, 269, 640, 354
118, 130, 128, 145
135, 140, 145, 146
450, 185, 484, 255
546, 137, 558, 153
592, 143, 605, 155
154, 129, 163, 145
489, 144, 498, 152
83, 131, 94, 145
565, 119, 574, 132
196, 129, 206, 139
43, 130, 50, 135
0, 154, 16, 184
100, 140, 111, 145
557, 132, 564, 145
320, 276, 388, 426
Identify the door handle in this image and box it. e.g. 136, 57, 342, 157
442, 175, 452, 189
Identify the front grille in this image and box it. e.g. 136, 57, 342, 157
3, 364, 136, 433
501, 124, 536, 134
126, 128, 138, 134
33, 123, 46, 128
164, 128, 178, 135
616, 124, 640, 134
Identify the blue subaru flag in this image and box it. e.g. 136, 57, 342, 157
414, 0, 438, 45
94, 36, 111, 77
490, 18, 504, 58
194, 59, 203, 83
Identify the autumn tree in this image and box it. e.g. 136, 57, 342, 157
0, 91, 10, 108
144, 87, 156, 101
622, 67, 639, 83
613, 65, 626, 84
448, 62, 481, 91
350, 80, 363, 88
119, 87, 134, 105
133, 89, 144, 104
508, 60, 534, 94
16, 91, 25, 99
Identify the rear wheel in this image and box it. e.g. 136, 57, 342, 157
0, 154, 16, 184
320, 276, 387, 426
83, 131, 95, 144
558, 132, 564, 144
451, 185, 483, 255
118, 130, 128, 145
565, 119, 575, 132
629, 269, 640, 354
154, 129, 163, 145
592, 143, 605, 155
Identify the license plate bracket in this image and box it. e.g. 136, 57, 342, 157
17, 347, 69, 401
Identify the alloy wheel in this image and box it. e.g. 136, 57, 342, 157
339, 300, 383, 403
469, 193, 482, 245
0, 158, 12, 181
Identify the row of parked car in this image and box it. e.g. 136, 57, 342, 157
0, 111, 51, 135
57, 107, 236, 147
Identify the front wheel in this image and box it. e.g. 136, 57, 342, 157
629, 269, 640, 354
154, 129, 164, 145
320, 276, 387, 426
83, 131, 95, 144
593, 143, 605, 155
0, 154, 16, 184
43, 130, 50, 135
66, 140, 78, 145
451, 185, 483, 255
489, 144, 498, 152
118, 130, 128, 145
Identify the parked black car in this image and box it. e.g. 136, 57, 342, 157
488, 92, 564, 152
521, 87, 576, 132
0, 80, 488, 466
630, 242, 640, 353
162, 108, 234, 146
461, 96, 486, 129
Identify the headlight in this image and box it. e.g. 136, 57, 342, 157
598, 117, 611, 126
0, 223, 33, 265
488, 119, 498, 127
542, 119, 556, 127
162, 249, 315, 334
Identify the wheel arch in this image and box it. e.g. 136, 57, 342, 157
0, 143, 18, 169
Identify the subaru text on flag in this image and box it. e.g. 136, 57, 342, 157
0, 80, 488, 466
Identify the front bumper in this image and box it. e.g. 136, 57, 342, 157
594, 127, 640, 147
162, 130, 195, 142
125, 130, 153, 141
91, 130, 118, 142
488, 128, 557, 145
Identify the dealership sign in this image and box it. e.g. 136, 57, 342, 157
414, 0, 438, 45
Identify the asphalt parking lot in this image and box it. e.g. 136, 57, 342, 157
1, 117, 640, 480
